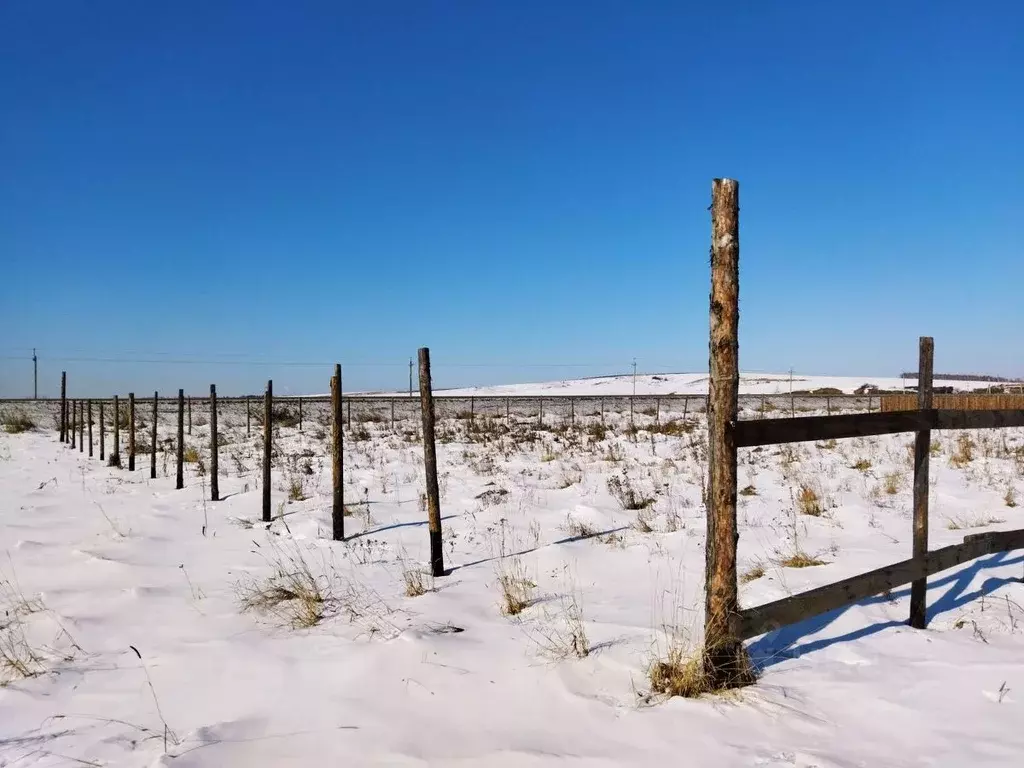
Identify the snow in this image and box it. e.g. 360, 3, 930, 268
1, 402, 1023, 766
431, 372, 1009, 397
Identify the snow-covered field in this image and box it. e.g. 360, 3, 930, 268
433, 372, 1010, 397
2, 402, 1024, 766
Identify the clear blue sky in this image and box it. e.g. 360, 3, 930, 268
1, 1, 1021, 397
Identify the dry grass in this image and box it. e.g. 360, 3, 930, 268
563, 515, 597, 539
495, 556, 535, 616
883, 472, 903, 495
779, 551, 827, 568
286, 476, 307, 502
533, 568, 589, 660
183, 446, 201, 464
1005, 486, 1018, 508
796, 485, 823, 516
400, 555, 432, 598
2, 411, 35, 434
0, 577, 46, 685
851, 458, 872, 471
236, 545, 328, 628
740, 563, 766, 583
950, 434, 975, 467
607, 473, 654, 510
739, 484, 757, 496
946, 515, 1006, 531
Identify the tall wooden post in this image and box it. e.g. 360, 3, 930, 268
347, 399, 351, 428
418, 348, 445, 577
210, 385, 219, 501
390, 399, 395, 431
298, 397, 303, 432
151, 393, 158, 479
538, 397, 543, 427
263, 380, 273, 522
128, 393, 136, 471
88, 400, 94, 457
59, 372, 67, 442
704, 178, 752, 689
570, 398, 575, 427
187, 396, 192, 436
78, 401, 84, 452
909, 336, 934, 629
331, 365, 344, 541
176, 390, 184, 490
246, 396, 251, 436
99, 401, 106, 461
70, 400, 77, 449
112, 395, 120, 466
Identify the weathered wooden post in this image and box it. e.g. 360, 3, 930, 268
78, 401, 84, 452
347, 398, 352, 428
656, 397, 661, 425
600, 398, 605, 426
505, 397, 510, 421
176, 390, 184, 490
111, 395, 120, 467
128, 393, 136, 471
909, 337, 934, 629
263, 380, 272, 522
418, 348, 445, 577
210, 385, 219, 501
570, 397, 575, 427
187, 396, 192, 436
469, 396, 474, 422
87, 400, 94, 457
246, 396, 251, 436
538, 397, 544, 427
331, 365, 344, 540
298, 397, 303, 432
704, 177, 752, 690
151, 393, 158, 479
390, 398, 395, 431
99, 401, 106, 461
70, 400, 77, 449
59, 371, 67, 443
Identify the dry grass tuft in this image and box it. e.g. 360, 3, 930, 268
534, 568, 589, 660
796, 485, 823, 516
740, 563, 766, 583
950, 434, 975, 467
851, 458, 872, 471
495, 556, 535, 616
236, 546, 327, 628
739, 484, 757, 496
883, 472, 902, 495
183, 446, 201, 464
2, 411, 35, 434
779, 551, 827, 568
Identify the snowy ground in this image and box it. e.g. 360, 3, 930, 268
433, 372, 1011, 397
1, 403, 1023, 766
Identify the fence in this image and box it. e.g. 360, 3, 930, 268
880, 393, 1024, 412
702, 177, 1024, 691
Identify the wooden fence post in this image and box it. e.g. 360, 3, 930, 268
298, 397, 303, 432
79, 401, 84, 452
151, 393, 158, 480
909, 336, 934, 629
247, 396, 251, 435
187, 396, 192, 436
390, 398, 395, 431
263, 380, 272, 522
176, 390, 184, 490
470, 396, 474, 422
418, 348, 445, 577
538, 397, 543, 427
704, 177, 752, 690
570, 398, 575, 427
112, 395, 120, 466
128, 393, 136, 471
506, 397, 510, 421
71, 399, 77, 449
60, 371, 67, 442
630, 395, 634, 426
601, 398, 605, 425
347, 398, 351, 429
99, 401, 105, 462
88, 400, 94, 457
331, 365, 344, 541
210, 385, 219, 501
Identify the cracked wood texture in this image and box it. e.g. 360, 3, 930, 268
910, 336, 934, 628
705, 178, 752, 688
419, 347, 445, 577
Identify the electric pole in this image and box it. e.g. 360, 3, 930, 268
632, 357, 637, 397
409, 358, 413, 396
33, 348, 38, 399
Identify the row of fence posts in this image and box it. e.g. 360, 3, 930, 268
54, 348, 447, 575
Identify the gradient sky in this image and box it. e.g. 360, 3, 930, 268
1, 1, 1021, 397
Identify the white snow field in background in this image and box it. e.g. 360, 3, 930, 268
1, 403, 1023, 766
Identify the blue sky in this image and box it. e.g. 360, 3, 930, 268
1, 1, 1021, 397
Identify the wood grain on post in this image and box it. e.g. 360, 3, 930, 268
88, 400, 94, 457
263, 380, 272, 522
79, 401, 84, 452
99, 401, 105, 461
112, 395, 120, 466
71, 399, 77, 449
60, 372, 67, 442
704, 178, 752, 689
418, 348, 445, 577
331, 365, 344, 541
176, 390, 184, 490
210, 385, 219, 501
151, 393, 158, 479
128, 393, 136, 471
187, 396, 192, 436
909, 336, 934, 629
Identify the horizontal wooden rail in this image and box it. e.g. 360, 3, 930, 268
734, 408, 1024, 447
738, 528, 1024, 640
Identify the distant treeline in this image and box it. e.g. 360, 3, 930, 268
899, 373, 1023, 383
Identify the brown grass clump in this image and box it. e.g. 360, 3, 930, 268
950, 434, 975, 467
796, 485, 823, 516
2, 411, 35, 434
779, 551, 827, 568
183, 446, 201, 463
237, 546, 327, 628
740, 563, 765, 583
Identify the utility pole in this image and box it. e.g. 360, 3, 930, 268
632, 357, 637, 397
33, 348, 38, 399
